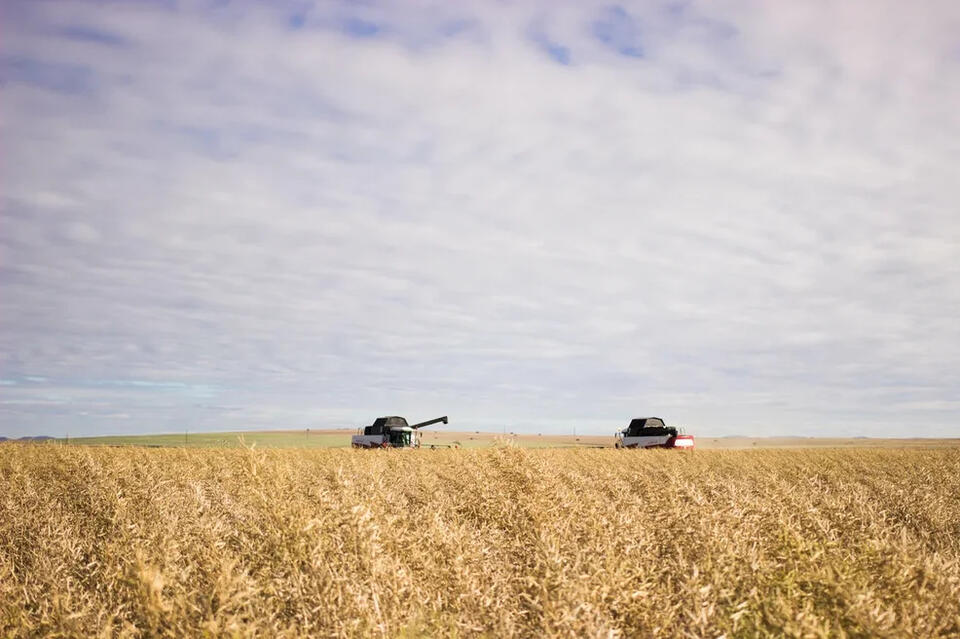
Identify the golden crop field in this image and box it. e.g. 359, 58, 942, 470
2, 444, 959, 638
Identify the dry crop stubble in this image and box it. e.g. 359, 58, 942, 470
1, 444, 959, 637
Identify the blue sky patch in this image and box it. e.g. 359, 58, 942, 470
342, 17, 380, 38
545, 42, 571, 65
0, 56, 95, 94
592, 6, 644, 58
288, 12, 307, 30
439, 19, 477, 39
529, 27, 572, 65
58, 25, 129, 47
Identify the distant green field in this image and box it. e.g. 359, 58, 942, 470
60, 431, 349, 449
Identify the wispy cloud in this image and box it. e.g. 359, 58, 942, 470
1, 0, 959, 438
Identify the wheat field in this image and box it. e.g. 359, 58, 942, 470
1, 444, 959, 638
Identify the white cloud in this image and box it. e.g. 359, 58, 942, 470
1, 0, 959, 438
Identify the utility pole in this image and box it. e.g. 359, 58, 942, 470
185, 429, 188, 446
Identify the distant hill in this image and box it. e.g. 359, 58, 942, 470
17, 436, 54, 441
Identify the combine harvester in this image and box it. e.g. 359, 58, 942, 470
614, 417, 695, 449
351, 415, 449, 449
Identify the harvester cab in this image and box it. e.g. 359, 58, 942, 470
615, 417, 694, 449
351, 415, 449, 449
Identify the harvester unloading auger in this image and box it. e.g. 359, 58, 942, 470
351, 415, 449, 449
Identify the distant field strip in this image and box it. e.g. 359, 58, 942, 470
61, 431, 351, 449
54, 431, 960, 450
56, 431, 591, 449
2, 446, 959, 637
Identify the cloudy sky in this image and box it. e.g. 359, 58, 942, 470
2, 0, 959, 439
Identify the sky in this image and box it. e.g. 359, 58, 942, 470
1, 0, 959, 439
